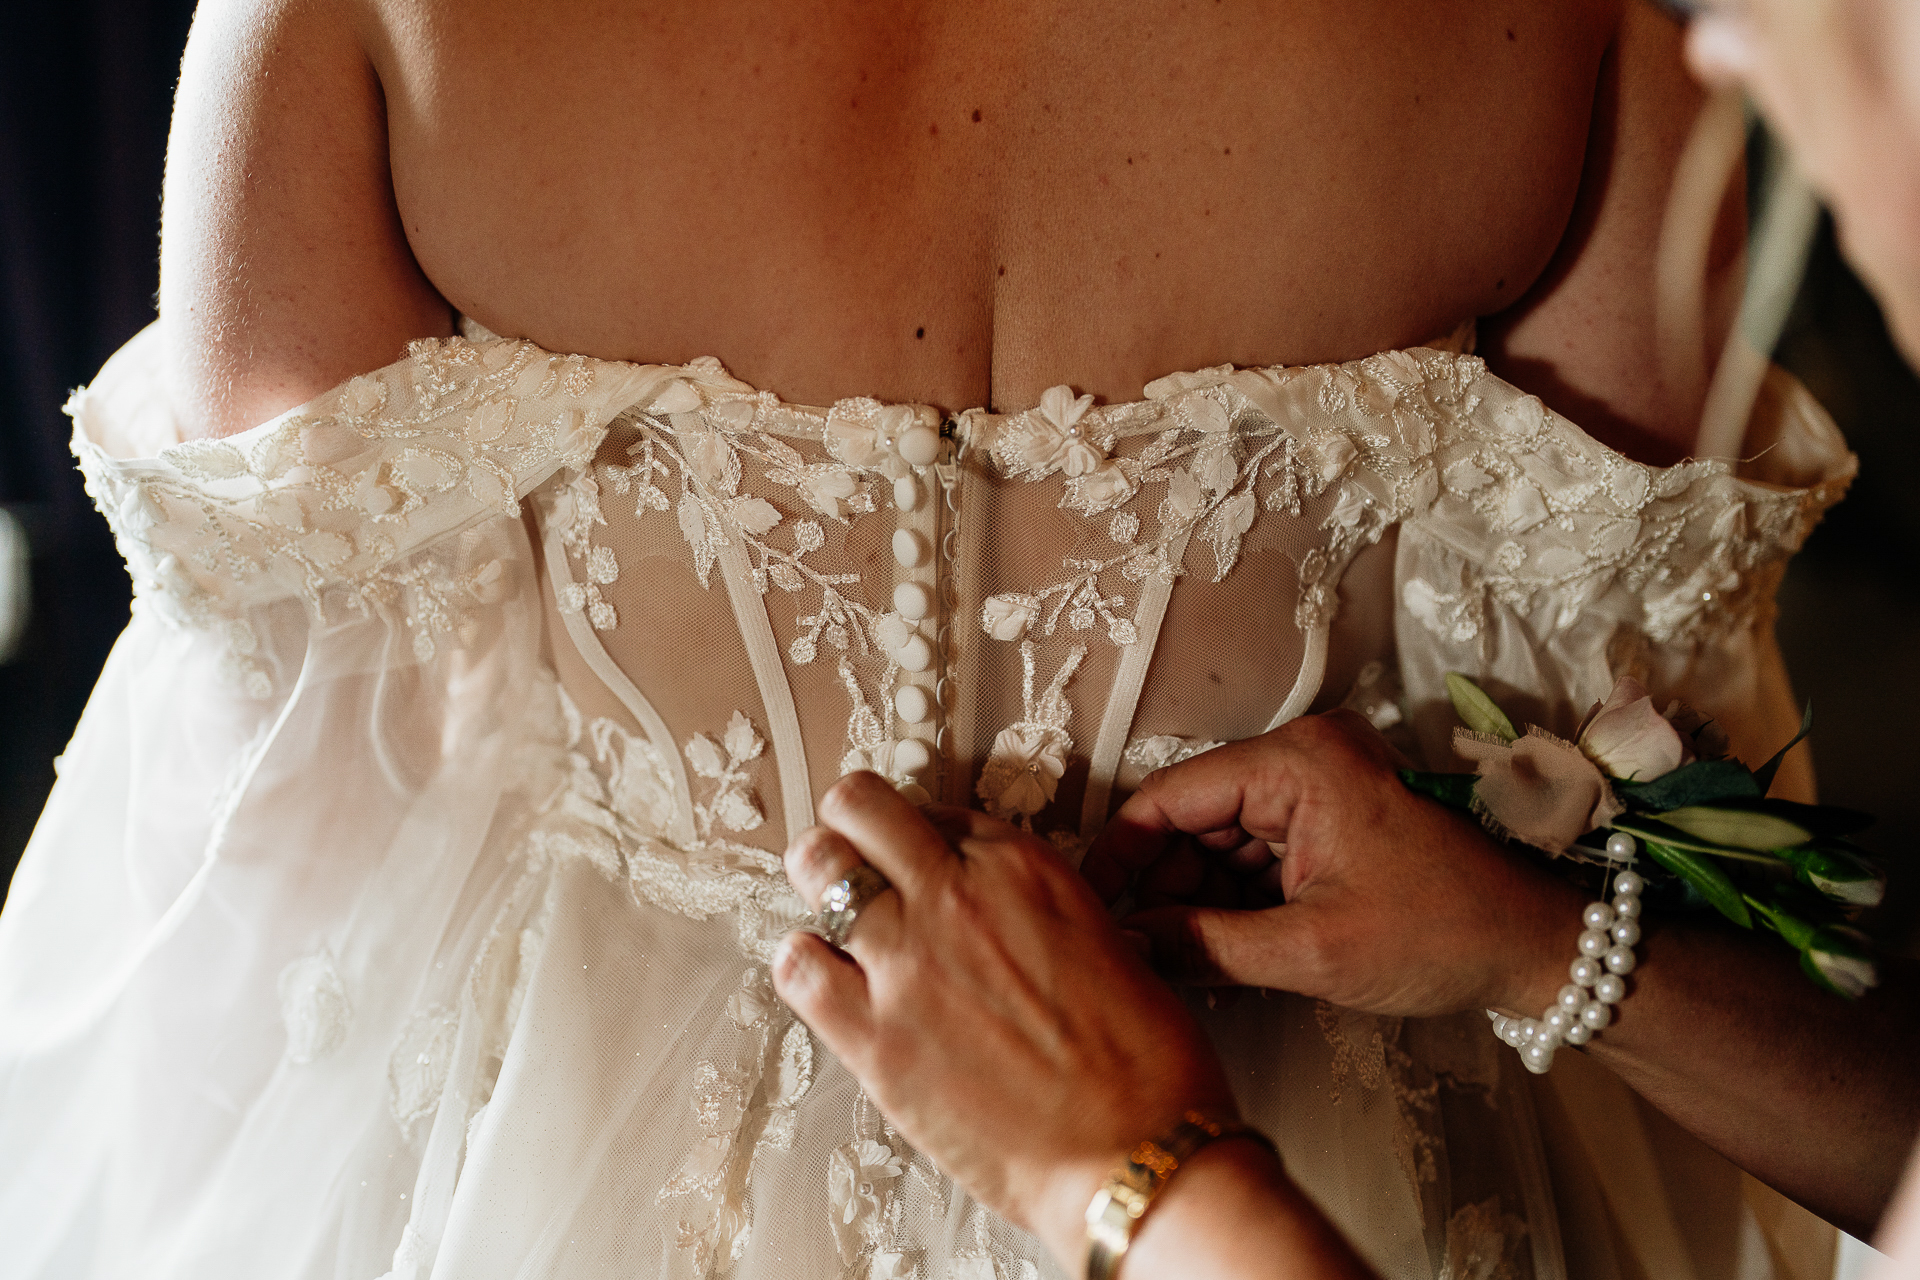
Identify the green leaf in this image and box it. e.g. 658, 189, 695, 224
1641, 838, 1754, 927
1654, 805, 1812, 850
1445, 673, 1518, 742
1398, 770, 1480, 812
1616, 760, 1761, 811
1753, 702, 1814, 797
1743, 893, 1819, 948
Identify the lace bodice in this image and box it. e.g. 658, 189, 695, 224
31, 320, 1855, 1280
72, 322, 1851, 855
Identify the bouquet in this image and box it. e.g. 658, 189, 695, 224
1402, 674, 1883, 997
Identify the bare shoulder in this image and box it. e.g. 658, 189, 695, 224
1483, 0, 1743, 466
160, 0, 449, 439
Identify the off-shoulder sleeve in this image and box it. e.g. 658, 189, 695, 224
1394, 363, 1855, 799
67, 324, 681, 649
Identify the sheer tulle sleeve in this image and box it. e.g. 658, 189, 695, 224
0, 324, 672, 1277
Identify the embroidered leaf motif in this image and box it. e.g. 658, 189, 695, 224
723, 711, 763, 763
728, 496, 781, 535
686, 734, 727, 779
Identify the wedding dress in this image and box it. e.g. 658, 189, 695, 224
0, 317, 1852, 1280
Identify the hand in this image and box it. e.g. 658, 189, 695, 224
771, 773, 1236, 1269
1085, 711, 1583, 1019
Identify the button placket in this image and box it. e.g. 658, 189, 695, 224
881, 408, 945, 804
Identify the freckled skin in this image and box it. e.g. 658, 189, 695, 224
167, 0, 1731, 470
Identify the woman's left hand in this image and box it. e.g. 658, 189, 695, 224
771, 772, 1237, 1268
1086, 712, 1582, 1020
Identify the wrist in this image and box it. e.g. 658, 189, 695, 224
1034, 1152, 1122, 1271
1048, 1111, 1271, 1280
1485, 864, 1587, 1017
1114, 1138, 1291, 1279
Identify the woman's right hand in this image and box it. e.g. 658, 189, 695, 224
773, 773, 1375, 1280
772, 773, 1237, 1267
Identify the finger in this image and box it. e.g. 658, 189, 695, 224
1124, 904, 1317, 989
1092, 740, 1297, 879
1219, 836, 1276, 875
773, 932, 874, 1060
785, 824, 868, 909
817, 771, 950, 899
1139, 843, 1205, 901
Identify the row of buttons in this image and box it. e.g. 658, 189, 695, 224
877, 419, 947, 802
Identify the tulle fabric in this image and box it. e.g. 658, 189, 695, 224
0, 321, 1853, 1280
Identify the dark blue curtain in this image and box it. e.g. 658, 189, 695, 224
0, 0, 196, 884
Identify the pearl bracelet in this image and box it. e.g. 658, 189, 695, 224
1489, 834, 1646, 1074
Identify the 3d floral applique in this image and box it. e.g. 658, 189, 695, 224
687, 712, 767, 837
828, 1139, 906, 1263
977, 641, 1086, 824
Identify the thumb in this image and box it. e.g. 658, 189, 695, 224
1124, 903, 1320, 991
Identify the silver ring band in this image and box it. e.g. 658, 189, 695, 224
811, 864, 892, 948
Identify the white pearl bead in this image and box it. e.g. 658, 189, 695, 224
1496, 1018, 1524, 1048
1578, 929, 1610, 958
1605, 831, 1639, 860
1522, 1042, 1555, 1074
1544, 1008, 1574, 1035
892, 739, 933, 775
1593, 974, 1626, 1004
1557, 984, 1588, 1012
1614, 870, 1646, 896
1610, 919, 1641, 947
895, 635, 934, 672
1604, 945, 1637, 975
892, 528, 931, 568
892, 581, 934, 619
897, 423, 942, 467
893, 685, 932, 724
1583, 902, 1616, 931
1570, 957, 1602, 987
1563, 1021, 1593, 1046
893, 474, 923, 512
1581, 1001, 1612, 1030
1611, 893, 1642, 920
1534, 1026, 1565, 1051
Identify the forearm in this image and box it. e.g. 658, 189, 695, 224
1114, 1140, 1374, 1280
1501, 901, 1920, 1237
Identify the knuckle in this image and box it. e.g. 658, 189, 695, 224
787, 826, 851, 889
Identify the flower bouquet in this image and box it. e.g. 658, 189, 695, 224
1402, 673, 1884, 997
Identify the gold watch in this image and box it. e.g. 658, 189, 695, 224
1083, 1111, 1279, 1280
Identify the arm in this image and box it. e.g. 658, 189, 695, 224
160, 0, 449, 439
1089, 713, 1920, 1240
1484, 0, 1746, 466
772, 774, 1375, 1280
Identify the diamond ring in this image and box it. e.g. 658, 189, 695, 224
811, 864, 893, 947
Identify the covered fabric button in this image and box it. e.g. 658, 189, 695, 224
896, 424, 941, 467
892, 582, 934, 619
892, 529, 931, 568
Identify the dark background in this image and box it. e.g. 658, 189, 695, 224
3, 3, 1917, 951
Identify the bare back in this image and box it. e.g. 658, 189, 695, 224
164, 0, 1729, 462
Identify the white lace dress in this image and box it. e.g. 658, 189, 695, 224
0, 320, 1852, 1280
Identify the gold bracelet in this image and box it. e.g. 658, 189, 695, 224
1083, 1111, 1279, 1280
